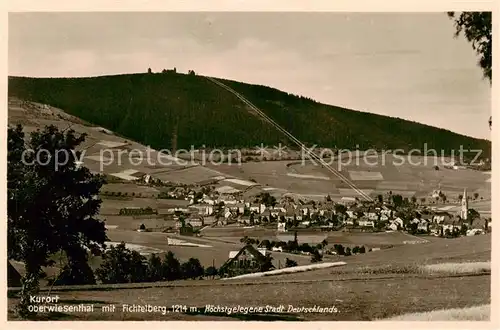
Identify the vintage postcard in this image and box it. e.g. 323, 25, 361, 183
2, 1, 497, 327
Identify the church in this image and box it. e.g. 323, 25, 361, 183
460, 188, 469, 220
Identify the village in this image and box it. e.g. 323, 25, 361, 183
131, 173, 491, 241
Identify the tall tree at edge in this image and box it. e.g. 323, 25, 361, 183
8, 125, 107, 318
448, 12, 492, 129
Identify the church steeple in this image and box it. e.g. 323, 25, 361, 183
460, 188, 468, 220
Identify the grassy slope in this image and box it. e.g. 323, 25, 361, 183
8, 73, 491, 155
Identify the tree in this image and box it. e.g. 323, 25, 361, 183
286, 240, 299, 253
321, 239, 328, 248
458, 194, 463, 201
448, 12, 492, 127
257, 192, 277, 207
474, 192, 479, 200
259, 239, 271, 249
147, 254, 163, 282
467, 208, 480, 225
352, 246, 359, 254
181, 258, 204, 279
95, 242, 147, 284
408, 222, 418, 235
260, 254, 275, 272
420, 197, 426, 204
139, 223, 146, 230
162, 251, 181, 281
52, 248, 96, 286
411, 196, 417, 204
310, 250, 322, 263
377, 194, 383, 203
448, 12, 492, 82
8, 125, 107, 318
344, 247, 352, 256
460, 224, 468, 236
285, 258, 298, 268
391, 194, 403, 207
129, 251, 149, 283
147, 67, 152, 74
359, 246, 366, 254
334, 204, 347, 214
334, 244, 345, 256
205, 266, 218, 279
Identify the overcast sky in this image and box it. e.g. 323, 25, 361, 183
8, 12, 491, 140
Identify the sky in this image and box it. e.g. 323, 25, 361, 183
8, 12, 492, 140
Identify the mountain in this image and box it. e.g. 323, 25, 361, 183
8, 72, 491, 156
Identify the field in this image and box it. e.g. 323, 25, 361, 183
105, 229, 316, 268
208, 154, 491, 202
201, 225, 428, 248
99, 197, 189, 216
271, 234, 491, 280
7, 234, 491, 321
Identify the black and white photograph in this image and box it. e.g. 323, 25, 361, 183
4, 6, 495, 323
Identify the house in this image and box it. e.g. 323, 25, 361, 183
185, 215, 204, 228
392, 217, 404, 228
284, 208, 296, 221
249, 203, 266, 214
380, 208, 392, 216
8, 261, 22, 287
344, 218, 354, 226
341, 197, 356, 204
237, 215, 251, 225
236, 203, 245, 214
270, 208, 281, 217
219, 245, 271, 277
379, 214, 389, 221
410, 218, 421, 225
429, 223, 441, 236
366, 212, 378, 221
442, 217, 462, 234
417, 219, 429, 232
387, 222, 398, 231
358, 219, 375, 228
224, 210, 233, 219
178, 223, 194, 236
229, 203, 245, 214
432, 212, 452, 224
189, 204, 213, 216
301, 204, 316, 216
431, 189, 442, 199
346, 211, 356, 219
175, 216, 204, 229
466, 228, 485, 236
204, 199, 216, 205
277, 222, 287, 232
